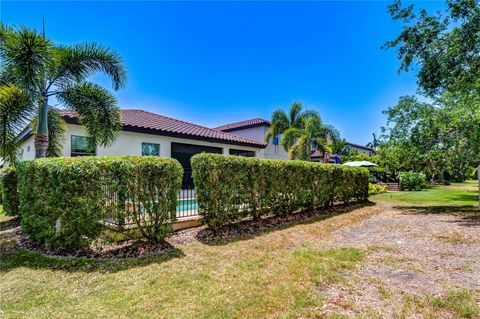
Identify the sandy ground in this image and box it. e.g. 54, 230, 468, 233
321, 204, 480, 318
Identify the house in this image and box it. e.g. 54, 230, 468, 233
214, 118, 289, 160
344, 142, 376, 157
18, 109, 267, 187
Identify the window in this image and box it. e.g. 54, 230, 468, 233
272, 136, 279, 145
71, 135, 96, 157
142, 142, 160, 156
229, 149, 255, 157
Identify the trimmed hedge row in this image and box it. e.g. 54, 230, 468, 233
17, 156, 183, 251
0, 166, 19, 216
191, 154, 369, 231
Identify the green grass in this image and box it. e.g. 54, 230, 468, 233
1, 182, 478, 318
0, 203, 375, 319
401, 290, 479, 319
372, 180, 479, 207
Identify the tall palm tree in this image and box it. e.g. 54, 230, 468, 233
265, 102, 339, 160
366, 133, 381, 150
0, 25, 126, 163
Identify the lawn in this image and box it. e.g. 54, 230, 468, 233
373, 180, 479, 207
1, 182, 479, 318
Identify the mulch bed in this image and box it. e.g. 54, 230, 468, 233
3, 201, 370, 259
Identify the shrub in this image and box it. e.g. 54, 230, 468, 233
18, 156, 182, 251
191, 154, 369, 232
399, 172, 426, 191
368, 183, 388, 195
0, 166, 19, 216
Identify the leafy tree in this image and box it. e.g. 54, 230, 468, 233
265, 102, 339, 160
384, 0, 480, 198
384, 0, 480, 97
0, 24, 126, 163
379, 94, 480, 181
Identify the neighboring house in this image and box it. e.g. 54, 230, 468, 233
344, 142, 376, 157
214, 118, 289, 160
18, 109, 267, 186
311, 142, 375, 163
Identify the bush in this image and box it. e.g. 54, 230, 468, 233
368, 183, 388, 195
191, 154, 369, 232
18, 156, 182, 251
399, 172, 426, 191
0, 166, 19, 216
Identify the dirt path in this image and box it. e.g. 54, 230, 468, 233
321, 204, 480, 318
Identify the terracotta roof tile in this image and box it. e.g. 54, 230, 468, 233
214, 118, 270, 132
60, 109, 267, 148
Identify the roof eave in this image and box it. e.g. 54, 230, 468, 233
218, 122, 270, 132
63, 116, 266, 149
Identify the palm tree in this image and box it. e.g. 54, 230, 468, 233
0, 25, 126, 163
265, 102, 339, 160
366, 133, 381, 150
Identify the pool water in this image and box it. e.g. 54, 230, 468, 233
176, 199, 198, 212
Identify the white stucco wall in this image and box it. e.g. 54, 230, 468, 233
224, 125, 289, 160
18, 136, 36, 161
349, 145, 374, 156
19, 124, 261, 159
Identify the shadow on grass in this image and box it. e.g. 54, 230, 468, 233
0, 201, 373, 272
0, 237, 185, 274
394, 205, 480, 227
447, 193, 479, 202
195, 201, 375, 246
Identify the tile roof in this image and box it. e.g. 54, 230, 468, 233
214, 118, 270, 132
60, 109, 267, 148
310, 150, 324, 158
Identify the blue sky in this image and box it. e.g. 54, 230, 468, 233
1, 1, 445, 144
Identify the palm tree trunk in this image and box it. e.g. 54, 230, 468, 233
34, 97, 49, 158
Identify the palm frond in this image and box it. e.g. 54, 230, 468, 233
303, 114, 323, 138
264, 124, 275, 142
270, 109, 289, 131
48, 43, 127, 91
288, 135, 310, 160
280, 127, 302, 151
1, 27, 52, 91
0, 23, 15, 48
57, 82, 121, 147
0, 84, 33, 164
289, 102, 304, 127
31, 108, 66, 157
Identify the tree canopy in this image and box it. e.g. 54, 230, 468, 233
379, 0, 480, 182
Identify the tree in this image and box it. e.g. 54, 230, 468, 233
385, 0, 480, 204
265, 102, 339, 160
366, 133, 381, 150
384, 0, 480, 97
378, 94, 480, 182
0, 24, 126, 163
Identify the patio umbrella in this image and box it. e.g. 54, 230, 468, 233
343, 161, 378, 167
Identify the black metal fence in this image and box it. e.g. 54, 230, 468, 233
102, 172, 199, 228
176, 170, 198, 219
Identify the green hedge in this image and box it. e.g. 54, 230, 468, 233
369, 183, 388, 195
0, 166, 19, 216
400, 171, 426, 191
191, 154, 369, 232
18, 156, 183, 251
